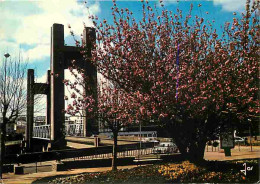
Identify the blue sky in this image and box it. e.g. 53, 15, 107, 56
0, 0, 248, 82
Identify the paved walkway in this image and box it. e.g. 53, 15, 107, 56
1, 146, 259, 184
66, 141, 94, 149
204, 145, 260, 161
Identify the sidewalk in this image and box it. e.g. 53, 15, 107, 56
204, 145, 260, 161
2, 146, 259, 184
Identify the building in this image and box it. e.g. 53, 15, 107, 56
65, 116, 83, 136
0, 117, 17, 134
34, 116, 46, 126
16, 116, 27, 134
6, 122, 16, 134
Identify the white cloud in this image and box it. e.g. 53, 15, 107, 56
0, 0, 100, 63
0, 40, 48, 62
213, 0, 248, 12
35, 73, 47, 83
13, 0, 97, 45
24, 44, 49, 61
0, 41, 20, 59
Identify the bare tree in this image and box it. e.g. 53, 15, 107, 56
0, 53, 46, 178
0, 53, 27, 178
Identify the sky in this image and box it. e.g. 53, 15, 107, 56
0, 0, 249, 115
0, 0, 249, 81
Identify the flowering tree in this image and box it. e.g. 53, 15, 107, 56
164, 0, 259, 160
98, 84, 138, 170
70, 0, 259, 161
65, 66, 138, 170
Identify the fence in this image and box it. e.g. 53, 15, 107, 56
62, 148, 154, 162
4, 142, 154, 165
65, 124, 84, 137
33, 125, 50, 139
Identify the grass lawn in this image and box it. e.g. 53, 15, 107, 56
36, 159, 258, 183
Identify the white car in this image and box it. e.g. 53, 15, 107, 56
234, 136, 245, 143
142, 137, 159, 143
152, 142, 178, 153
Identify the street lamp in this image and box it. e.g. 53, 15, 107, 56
4, 53, 10, 58
4, 53, 10, 83
0, 53, 10, 179
248, 118, 252, 152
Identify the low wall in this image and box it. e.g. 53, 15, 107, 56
54, 154, 183, 171
55, 157, 135, 171
3, 164, 14, 173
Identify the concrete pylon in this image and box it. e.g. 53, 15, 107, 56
50, 24, 97, 148
26, 69, 50, 150
26, 69, 34, 150
46, 70, 51, 125
50, 24, 66, 149
26, 24, 97, 150
82, 27, 97, 137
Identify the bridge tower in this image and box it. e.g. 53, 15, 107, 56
26, 24, 97, 151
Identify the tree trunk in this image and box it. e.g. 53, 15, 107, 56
188, 137, 207, 163
174, 135, 188, 156
111, 131, 118, 171
169, 120, 189, 158
170, 119, 208, 163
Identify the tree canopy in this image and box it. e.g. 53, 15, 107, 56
68, 0, 259, 161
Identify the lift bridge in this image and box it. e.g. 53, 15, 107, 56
26, 23, 97, 151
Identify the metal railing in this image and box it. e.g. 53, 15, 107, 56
65, 124, 83, 137
4, 142, 155, 164
33, 125, 50, 139
33, 123, 85, 139
62, 148, 154, 162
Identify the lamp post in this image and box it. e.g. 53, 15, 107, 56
4, 53, 10, 58
4, 53, 10, 85
139, 121, 142, 157
0, 53, 10, 179
248, 118, 252, 152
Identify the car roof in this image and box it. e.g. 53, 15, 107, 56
160, 142, 174, 144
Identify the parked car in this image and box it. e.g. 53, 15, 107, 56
152, 141, 178, 154
207, 139, 220, 145
234, 136, 245, 143
142, 137, 159, 143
